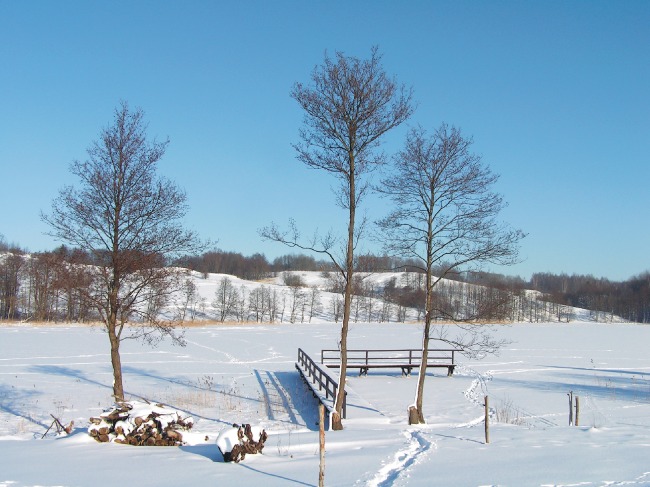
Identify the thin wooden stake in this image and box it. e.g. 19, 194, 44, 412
568, 391, 574, 425
319, 403, 325, 487
484, 395, 490, 444
575, 396, 580, 426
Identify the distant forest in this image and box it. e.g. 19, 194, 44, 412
1, 241, 649, 324
177, 250, 650, 324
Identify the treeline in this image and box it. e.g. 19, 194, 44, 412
0, 246, 94, 322
2, 241, 649, 323
175, 250, 432, 278
529, 272, 650, 324
360, 274, 577, 324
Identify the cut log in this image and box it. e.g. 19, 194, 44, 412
165, 429, 183, 442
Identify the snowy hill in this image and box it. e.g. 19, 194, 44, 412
169, 269, 617, 325
0, 249, 622, 324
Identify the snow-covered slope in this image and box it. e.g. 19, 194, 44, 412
0, 248, 621, 324
172, 270, 615, 324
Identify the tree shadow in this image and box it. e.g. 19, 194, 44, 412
239, 463, 316, 487
494, 368, 650, 404
434, 432, 484, 445
28, 364, 110, 390
542, 363, 650, 378
0, 383, 48, 430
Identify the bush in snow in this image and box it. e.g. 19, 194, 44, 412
216, 423, 268, 462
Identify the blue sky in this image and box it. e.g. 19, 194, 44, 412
1, 1, 648, 281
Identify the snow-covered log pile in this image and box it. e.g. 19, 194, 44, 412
88, 401, 193, 446
216, 423, 268, 462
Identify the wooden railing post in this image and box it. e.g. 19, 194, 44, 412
319, 403, 325, 487
484, 396, 490, 444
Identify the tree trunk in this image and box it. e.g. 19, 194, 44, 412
319, 403, 325, 487
107, 260, 125, 401
410, 321, 429, 424
408, 405, 421, 425
333, 271, 353, 430
332, 156, 356, 431
108, 319, 124, 401
410, 242, 433, 425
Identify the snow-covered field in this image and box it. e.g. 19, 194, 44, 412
2, 321, 650, 486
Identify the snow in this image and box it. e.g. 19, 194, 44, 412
2, 321, 650, 486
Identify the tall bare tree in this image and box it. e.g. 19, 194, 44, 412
260, 47, 412, 429
0, 250, 24, 320
213, 276, 239, 322
42, 102, 200, 401
376, 123, 525, 424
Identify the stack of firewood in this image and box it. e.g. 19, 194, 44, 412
88, 401, 193, 446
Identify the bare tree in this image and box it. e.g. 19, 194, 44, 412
213, 277, 239, 322
236, 285, 248, 322
0, 250, 24, 320
260, 47, 412, 429
248, 287, 264, 322
376, 123, 525, 424
288, 285, 305, 324
178, 278, 197, 322
42, 102, 201, 401
308, 287, 321, 322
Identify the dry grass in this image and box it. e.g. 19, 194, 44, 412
493, 397, 526, 426
0, 319, 280, 329
0, 319, 104, 328
165, 389, 217, 410
179, 319, 281, 328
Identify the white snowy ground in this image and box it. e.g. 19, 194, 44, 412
1, 321, 650, 486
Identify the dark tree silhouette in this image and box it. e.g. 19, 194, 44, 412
42, 102, 201, 401
261, 47, 413, 429
376, 123, 525, 424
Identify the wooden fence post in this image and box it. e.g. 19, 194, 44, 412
484, 396, 490, 444
319, 403, 325, 487
575, 396, 580, 427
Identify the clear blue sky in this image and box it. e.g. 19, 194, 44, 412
1, 1, 648, 281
